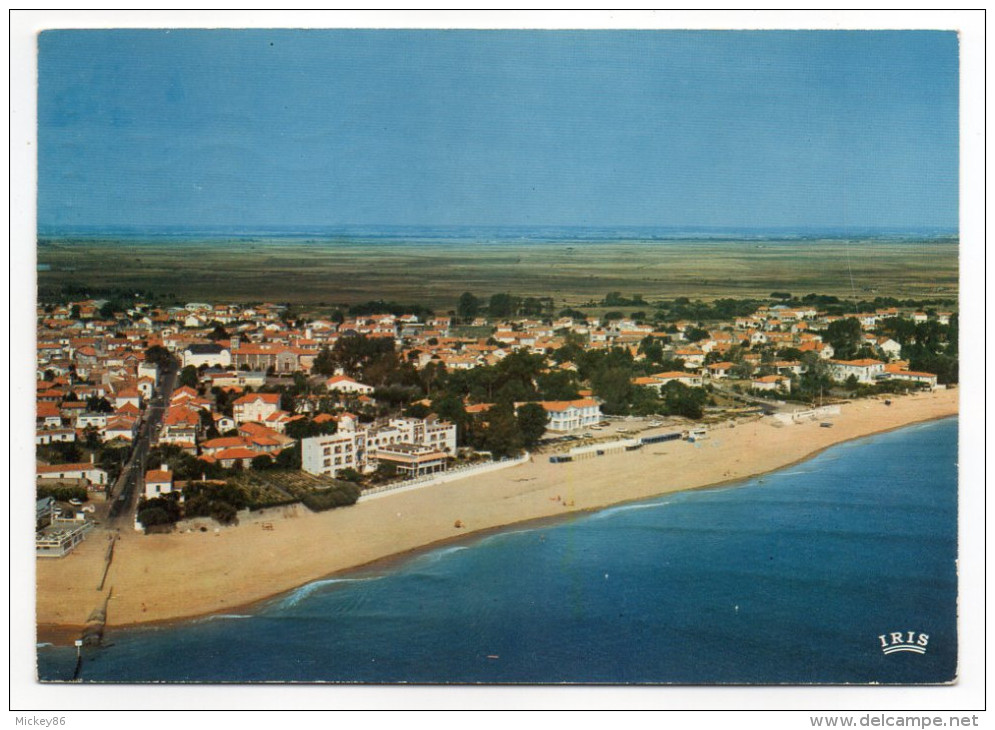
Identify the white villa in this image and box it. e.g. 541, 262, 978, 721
536, 398, 603, 433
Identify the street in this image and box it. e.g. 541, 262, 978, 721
107, 361, 177, 526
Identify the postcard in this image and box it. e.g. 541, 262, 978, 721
12, 10, 984, 717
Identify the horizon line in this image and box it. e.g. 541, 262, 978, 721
37, 223, 959, 239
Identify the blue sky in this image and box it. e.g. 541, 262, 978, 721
37, 29, 959, 232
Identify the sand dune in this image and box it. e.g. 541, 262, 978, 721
36, 388, 958, 641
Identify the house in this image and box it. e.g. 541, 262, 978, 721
112, 387, 142, 411
773, 360, 805, 376
536, 399, 602, 434
104, 415, 139, 441
880, 365, 938, 390
159, 404, 202, 445
37, 402, 64, 429
325, 375, 375, 395
208, 447, 259, 469
752, 375, 792, 393
75, 412, 109, 430
137, 361, 159, 387
211, 412, 236, 433
798, 340, 834, 360
674, 348, 706, 368
36, 428, 77, 446
706, 362, 736, 379
200, 436, 251, 455
875, 337, 903, 361
827, 358, 886, 384
232, 392, 283, 424
37, 462, 108, 486
646, 371, 704, 389
144, 466, 174, 499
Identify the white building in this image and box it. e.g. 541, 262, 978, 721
232, 392, 283, 424
137, 361, 159, 387
536, 398, 603, 433
325, 375, 375, 395
182, 343, 232, 369
647, 371, 704, 389
144, 465, 175, 499
751, 375, 792, 393
37, 462, 108, 486
827, 358, 886, 384
879, 368, 938, 389
302, 416, 457, 478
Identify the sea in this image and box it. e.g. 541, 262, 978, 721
37, 417, 958, 684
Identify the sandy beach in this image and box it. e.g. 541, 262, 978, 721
36, 388, 958, 641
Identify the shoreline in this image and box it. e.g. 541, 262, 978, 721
36, 389, 958, 643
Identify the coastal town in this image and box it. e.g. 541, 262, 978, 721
35, 290, 957, 566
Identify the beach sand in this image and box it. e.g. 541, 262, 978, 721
36, 389, 958, 641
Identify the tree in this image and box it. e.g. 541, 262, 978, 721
198, 409, 221, 440
481, 401, 523, 458
251, 454, 274, 470
86, 396, 114, 413
82, 426, 102, 450
516, 403, 549, 449
823, 318, 863, 360
660, 382, 706, 419
431, 394, 470, 443
536, 370, 580, 401
207, 324, 229, 341
337, 468, 363, 484
457, 292, 480, 322
99, 300, 122, 319
488, 292, 516, 319
591, 367, 633, 415
137, 507, 173, 528
404, 402, 432, 419
178, 365, 199, 389
275, 445, 302, 469
210, 501, 239, 525
137, 494, 182, 527
313, 346, 336, 376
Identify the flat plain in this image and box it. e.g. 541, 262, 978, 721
36, 237, 958, 309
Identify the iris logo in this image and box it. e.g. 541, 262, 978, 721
878, 631, 929, 655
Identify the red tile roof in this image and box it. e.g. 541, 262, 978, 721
233, 392, 282, 405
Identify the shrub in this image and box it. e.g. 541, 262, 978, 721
137, 507, 174, 527
36, 485, 88, 503
301, 483, 361, 512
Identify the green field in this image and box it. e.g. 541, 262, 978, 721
36, 237, 959, 310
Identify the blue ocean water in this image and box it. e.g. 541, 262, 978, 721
39, 418, 957, 684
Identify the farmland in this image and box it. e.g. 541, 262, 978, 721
36, 236, 959, 310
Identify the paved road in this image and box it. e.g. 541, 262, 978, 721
107, 362, 177, 526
